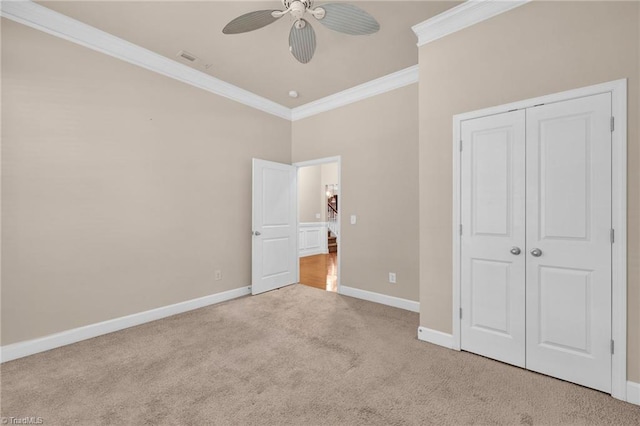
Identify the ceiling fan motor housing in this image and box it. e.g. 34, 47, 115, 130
290, 2, 307, 19
282, 1, 313, 9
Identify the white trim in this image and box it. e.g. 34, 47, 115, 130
610, 79, 628, 401
411, 0, 531, 47
451, 109, 462, 351
299, 221, 328, 228
452, 79, 627, 400
417, 326, 455, 349
627, 381, 640, 406
291, 66, 418, 121
294, 156, 342, 293
294, 156, 341, 168
452, 80, 628, 123
299, 248, 327, 257
340, 286, 419, 313
0, 0, 291, 120
0, 286, 250, 363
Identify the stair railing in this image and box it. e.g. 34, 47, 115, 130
327, 198, 338, 236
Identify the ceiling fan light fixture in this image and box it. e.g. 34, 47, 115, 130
311, 7, 325, 20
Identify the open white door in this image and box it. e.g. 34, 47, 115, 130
252, 159, 298, 295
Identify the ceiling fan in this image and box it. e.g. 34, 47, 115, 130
222, 1, 380, 64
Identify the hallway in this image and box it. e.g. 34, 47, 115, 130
299, 252, 337, 292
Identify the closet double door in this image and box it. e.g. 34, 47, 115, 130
460, 93, 612, 393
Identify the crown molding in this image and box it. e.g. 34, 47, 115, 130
412, 0, 531, 47
291, 65, 418, 121
0, 0, 292, 120
2, 1, 420, 123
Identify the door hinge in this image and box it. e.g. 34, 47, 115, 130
459, 224, 463, 236
459, 308, 463, 319
610, 228, 615, 244
611, 339, 615, 355
460, 140, 463, 151
611, 116, 615, 132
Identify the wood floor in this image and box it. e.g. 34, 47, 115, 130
299, 252, 337, 292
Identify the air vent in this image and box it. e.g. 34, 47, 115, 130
177, 50, 198, 63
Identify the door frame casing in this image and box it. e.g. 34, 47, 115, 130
451, 79, 627, 400
293, 156, 342, 293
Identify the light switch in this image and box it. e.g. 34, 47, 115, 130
350, 215, 357, 225
315, 213, 321, 219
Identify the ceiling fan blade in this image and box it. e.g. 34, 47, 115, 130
222, 10, 281, 34
315, 3, 380, 35
289, 20, 316, 64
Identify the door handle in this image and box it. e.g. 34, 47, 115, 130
253, 231, 261, 236
530, 248, 542, 257
510, 246, 521, 255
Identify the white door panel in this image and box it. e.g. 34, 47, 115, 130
460, 110, 526, 367
526, 93, 612, 392
252, 159, 297, 295
537, 266, 593, 353
305, 229, 321, 249
470, 259, 512, 334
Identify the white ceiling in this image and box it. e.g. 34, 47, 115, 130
38, 1, 459, 107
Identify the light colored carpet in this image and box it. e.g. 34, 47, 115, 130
1, 284, 639, 425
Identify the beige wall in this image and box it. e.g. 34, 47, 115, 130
293, 85, 419, 301
297, 165, 323, 223
1, 20, 291, 345
297, 162, 339, 224
418, 1, 640, 381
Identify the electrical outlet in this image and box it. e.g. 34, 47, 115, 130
389, 272, 396, 284
315, 213, 321, 219
214, 270, 222, 281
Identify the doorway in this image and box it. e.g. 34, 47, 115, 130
294, 157, 341, 293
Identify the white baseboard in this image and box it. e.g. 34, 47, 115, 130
417, 326, 456, 349
415, 328, 639, 406
339, 286, 419, 312
0, 286, 250, 363
627, 381, 640, 405
299, 248, 329, 257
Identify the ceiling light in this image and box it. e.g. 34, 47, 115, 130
289, 90, 299, 98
